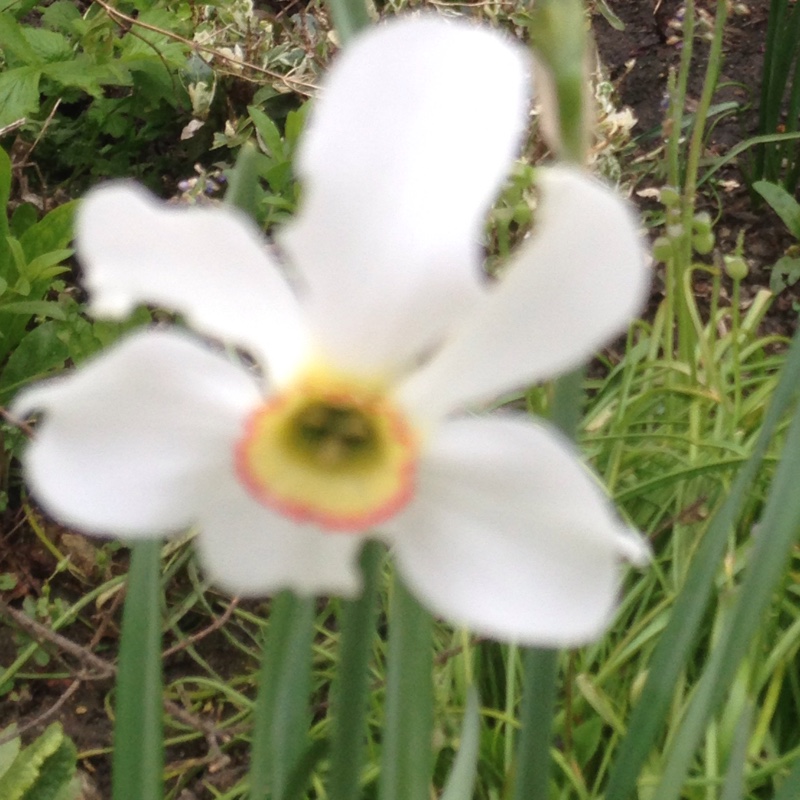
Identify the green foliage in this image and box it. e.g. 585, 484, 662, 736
0, 724, 78, 800
0, 0, 191, 185
752, 180, 800, 292
753, 179, 800, 238
754, 0, 800, 190
3, 3, 800, 800
212, 102, 308, 228
0, 146, 73, 382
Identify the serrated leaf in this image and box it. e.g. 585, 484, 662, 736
0, 66, 41, 128
753, 180, 800, 239
0, 320, 70, 398
24, 737, 77, 800
0, 727, 21, 780
0, 723, 64, 800
41, 57, 132, 96
40, 1, 82, 34
22, 28, 71, 63
0, 12, 41, 65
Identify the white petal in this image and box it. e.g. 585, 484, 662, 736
279, 16, 531, 373
13, 329, 261, 536
78, 183, 307, 382
384, 414, 649, 646
399, 166, 649, 420
195, 473, 364, 598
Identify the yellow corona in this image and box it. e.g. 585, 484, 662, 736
235, 370, 418, 530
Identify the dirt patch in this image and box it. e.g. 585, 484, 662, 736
593, 0, 798, 339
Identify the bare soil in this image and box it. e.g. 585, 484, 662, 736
593, 0, 799, 339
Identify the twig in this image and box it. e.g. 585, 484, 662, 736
0, 119, 26, 137
0, 598, 115, 679
162, 597, 240, 659
0, 596, 248, 749
0, 679, 83, 746
0, 406, 35, 438
25, 99, 61, 163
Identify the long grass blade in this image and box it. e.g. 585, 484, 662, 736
440, 688, 481, 800
651, 365, 800, 800
719, 702, 753, 800
604, 326, 800, 800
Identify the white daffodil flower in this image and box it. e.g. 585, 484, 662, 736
13, 16, 651, 646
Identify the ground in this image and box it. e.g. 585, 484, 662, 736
594, 0, 798, 338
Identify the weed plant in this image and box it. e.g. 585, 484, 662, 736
1, 0, 800, 799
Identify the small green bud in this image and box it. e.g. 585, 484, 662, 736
692, 211, 712, 235
725, 256, 748, 281
512, 204, 532, 226
692, 230, 715, 255
666, 223, 684, 240
652, 236, 673, 262
660, 186, 681, 207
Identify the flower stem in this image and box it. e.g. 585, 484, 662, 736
511, 647, 559, 800
378, 572, 434, 800
510, 365, 577, 800
328, 541, 384, 800
249, 591, 315, 800
112, 540, 164, 800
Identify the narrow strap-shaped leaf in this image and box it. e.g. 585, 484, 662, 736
440, 688, 481, 800
719, 702, 753, 800
511, 647, 559, 800
651, 363, 800, 800
328, 541, 383, 800
378, 573, 434, 800
112, 540, 164, 800
510, 303, 582, 800
284, 739, 330, 800
604, 325, 800, 800
249, 591, 315, 800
